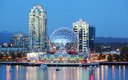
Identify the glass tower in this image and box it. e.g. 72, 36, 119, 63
29, 5, 47, 52
89, 26, 95, 53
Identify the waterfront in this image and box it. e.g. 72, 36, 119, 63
0, 65, 128, 80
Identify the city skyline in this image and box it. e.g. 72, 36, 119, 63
0, 0, 128, 37
0, 1, 128, 80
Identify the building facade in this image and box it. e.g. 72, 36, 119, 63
11, 32, 28, 48
29, 5, 47, 52
89, 26, 95, 53
73, 19, 89, 53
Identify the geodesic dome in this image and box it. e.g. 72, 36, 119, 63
50, 27, 78, 52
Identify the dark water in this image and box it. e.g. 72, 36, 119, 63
0, 65, 128, 80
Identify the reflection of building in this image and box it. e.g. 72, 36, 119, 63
29, 5, 47, 52
73, 19, 89, 53
89, 26, 95, 53
11, 33, 28, 48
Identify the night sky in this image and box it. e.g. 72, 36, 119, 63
0, 0, 128, 37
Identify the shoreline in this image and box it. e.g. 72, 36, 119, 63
0, 62, 128, 67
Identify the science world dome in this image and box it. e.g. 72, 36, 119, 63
50, 27, 78, 52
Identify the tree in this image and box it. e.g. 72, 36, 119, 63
112, 54, 119, 61
119, 46, 128, 61
10, 52, 17, 60
101, 54, 106, 59
107, 54, 113, 62
17, 53, 22, 58
0, 53, 3, 60
120, 46, 128, 55
96, 54, 102, 60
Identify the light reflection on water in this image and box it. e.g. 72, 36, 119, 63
0, 65, 128, 80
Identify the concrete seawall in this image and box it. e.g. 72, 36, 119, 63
0, 62, 128, 67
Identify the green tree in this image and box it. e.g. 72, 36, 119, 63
119, 46, 128, 61
107, 54, 113, 62
10, 52, 17, 60
17, 53, 22, 58
112, 54, 119, 61
0, 53, 3, 60
97, 54, 102, 60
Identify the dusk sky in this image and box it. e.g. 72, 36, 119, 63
0, 0, 128, 37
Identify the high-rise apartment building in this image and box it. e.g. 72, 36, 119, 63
29, 5, 47, 52
73, 19, 89, 53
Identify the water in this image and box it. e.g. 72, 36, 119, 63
0, 65, 128, 80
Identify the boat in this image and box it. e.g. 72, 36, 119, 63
56, 67, 61, 71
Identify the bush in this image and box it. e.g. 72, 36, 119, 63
107, 54, 113, 62
112, 54, 119, 61
0, 53, 3, 59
